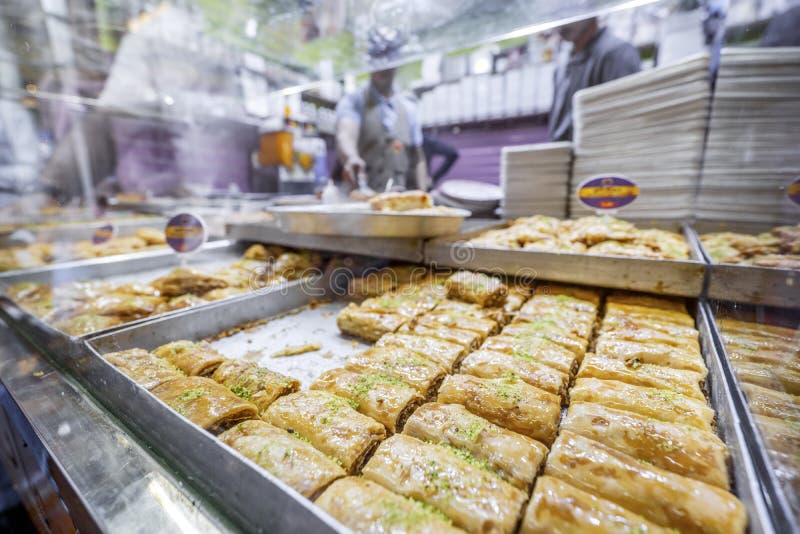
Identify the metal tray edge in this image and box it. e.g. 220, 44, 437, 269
697, 304, 776, 534
691, 221, 800, 308
424, 222, 706, 297
226, 222, 424, 262
0, 239, 235, 284
702, 302, 799, 533
3, 283, 347, 534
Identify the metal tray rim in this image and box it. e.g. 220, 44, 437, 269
0, 239, 233, 282
270, 204, 472, 219
424, 221, 707, 297
80, 282, 347, 533
426, 221, 706, 266
696, 304, 776, 534
83, 285, 774, 534
702, 302, 799, 533
0, 240, 256, 340
690, 221, 800, 307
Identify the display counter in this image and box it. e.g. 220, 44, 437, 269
0, 227, 797, 532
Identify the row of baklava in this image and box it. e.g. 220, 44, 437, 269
319, 275, 601, 533
700, 223, 800, 269
527, 293, 747, 534
4, 244, 319, 336
102, 340, 370, 499
99, 270, 541, 532
333, 277, 751, 533
252, 270, 527, 527
468, 214, 691, 260
717, 317, 800, 518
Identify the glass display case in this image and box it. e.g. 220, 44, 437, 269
0, 0, 797, 532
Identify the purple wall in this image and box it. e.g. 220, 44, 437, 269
425, 123, 549, 187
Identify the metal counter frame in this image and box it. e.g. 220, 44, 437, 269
0, 238, 781, 532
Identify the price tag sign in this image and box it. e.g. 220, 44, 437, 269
165, 213, 207, 253
92, 222, 117, 245
577, 175, 639, 211
788, 176, 800, 207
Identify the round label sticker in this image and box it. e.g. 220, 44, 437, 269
92, 222, 117, 245
788, 176, 800, 207
165, 213, 207, 253
577, 175, 639, 211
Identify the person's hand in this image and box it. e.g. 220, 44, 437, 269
342, 155, 366, 186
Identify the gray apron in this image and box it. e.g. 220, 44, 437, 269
358, 89, 419, 191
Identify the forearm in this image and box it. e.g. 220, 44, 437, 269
336, 120, 361, 163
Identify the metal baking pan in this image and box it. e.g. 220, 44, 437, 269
74, 279, 771, 534
227, 219, 425, 262
0, 216, 166, 248
0, 240, 253, 340
269, 202, 471, 239
691, 221, 800, 308
695, 303, 775, 534
85, 279, 352, 533
704, 301, 799, 533
425, 220, 707, 297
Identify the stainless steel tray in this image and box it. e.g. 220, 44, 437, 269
85, 280, 351, 533
691, 221, 800, 308
695, 303, 775, 534
227, 219, 425, 262
0, 216, 166, 248
0, 240, 251, 340
704, 301, 799, 533
270, 203, 471, 238
76, 283, 772, 534
425, 221, 707, 297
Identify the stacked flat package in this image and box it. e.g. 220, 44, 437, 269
697, 48, 800, 224
499, 142, 572, 219
570, 53, 711, 220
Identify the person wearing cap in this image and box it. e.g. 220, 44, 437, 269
548, 17, 641, 141
335, 68, 428, 193
334, 28, 428, 193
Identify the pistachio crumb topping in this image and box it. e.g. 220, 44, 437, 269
433, 442, 493, 473
230, 384, 253, 401
349, 373, 409, 400
455, 418, 485, 442
177, 388, 207, 402
377, 496, 452, 527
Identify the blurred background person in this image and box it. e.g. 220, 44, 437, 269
548, 17, 641, 141
335, 28, 428, 193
